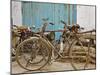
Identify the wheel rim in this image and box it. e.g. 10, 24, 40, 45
69, 38, 88, 70
16, 37, 51, 71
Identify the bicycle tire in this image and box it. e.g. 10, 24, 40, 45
15, 36, 52, 71
69, 37, 88, 70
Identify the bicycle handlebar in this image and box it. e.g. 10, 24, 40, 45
80, 27, 84, 30
49, 22, 55, 25
60, 20, 66, 25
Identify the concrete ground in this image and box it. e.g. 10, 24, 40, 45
11, 58, 96, 74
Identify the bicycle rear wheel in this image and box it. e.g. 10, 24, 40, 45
69, 37, 89, 70
15, 37, 51, 71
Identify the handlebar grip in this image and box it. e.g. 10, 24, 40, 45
80, 27, 84, 30
60, 20, 66, 25
49, 22, 55, 25
12, 25, 18, 28
42, 18, 49, 21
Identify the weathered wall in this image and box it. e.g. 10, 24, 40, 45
11, 1, 22, 25
77, 5, 96, 31
21, 2, 77, 28
11, 1, 95, 31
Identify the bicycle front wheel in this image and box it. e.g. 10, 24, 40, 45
15, 37, 51, 71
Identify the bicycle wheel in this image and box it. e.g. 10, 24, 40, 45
15, 37, 52, 71
69, 36, 89, 70
63, 37, 70, 56
84, 36, 96, 69
62, 32, 75, 56
51, 36, 70, 60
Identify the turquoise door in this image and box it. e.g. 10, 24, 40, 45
22, 2, 77, 40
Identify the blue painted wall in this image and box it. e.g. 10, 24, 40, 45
22, 2, 77, 40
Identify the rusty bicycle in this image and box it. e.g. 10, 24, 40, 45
14, 19, 96, 71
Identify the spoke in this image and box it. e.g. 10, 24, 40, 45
26, 59, 31, 67
77, 38, 87, 53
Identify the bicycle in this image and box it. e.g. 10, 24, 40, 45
68, 29, 96, 70
11, 25, 34, 56
15, 19, 96, 71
